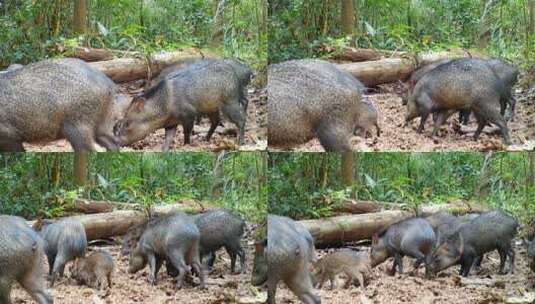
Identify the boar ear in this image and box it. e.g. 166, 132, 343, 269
131, 96, 146, 111
254, 239, 267, 253
32, 218, 43, 231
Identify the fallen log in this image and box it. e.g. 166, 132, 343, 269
331, 199, 381, 214
320, 46, 407, 62
299, 203, 487, 247
29, 201, 213, 241
68, 47, 138, 62
72, 203, 213, 240
88, 48, 216, 83
66, 199, 114, 214
336, 49, 484, 86
330, 47, 382, 62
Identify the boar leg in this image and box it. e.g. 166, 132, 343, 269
267, 277, 278, 304
186, 241, 206, 289
414, 93, 434, 133
316, 270, 326, 289
473, 103, 511, 145
225, 239, 245, 274
63, 124, 99, 151
167, 254, 187, 289
316, 121, 351, 152
375, 123, 381, 137
205, 112, 221, 142
508, 96, 516, 121
329, 272, 337, 290
46, 255, 55, 276
472, 255, 483, 271
431, 110, 455, 137
0, 288, 11, 304
459, 110, 471, 125
22, 272, 54, 304
147, 253, 162, 285
287, 270, 320, 304
204, 251, 216, 271
393, 253, 404, 274
221, 100, 246, 145
182, 119, 194, 145
459, 251, 476, 277
163, 126, 177, 151
96, 134, 120, 151
506, 246, 515, 274
347, 269, 365, 289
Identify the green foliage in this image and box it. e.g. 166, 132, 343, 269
269, 0, 534, 67
269, 152, 535, 224
0, 0, 267, 71
0, 153, 267, 223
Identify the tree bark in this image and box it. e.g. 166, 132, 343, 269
299, 203, 487, 247
335, 50, 485, 86
88, 48, 217, 83
478, 0, 498, 49
474, 152, 494, 202
331, 47, 382, 62
332, 199, 381, 214
211, 0, 227, 46
341, 152, 353, 187
211, 152, 227, 199
73, 152, 88, 187
530, 0, 535, 36
65, 47, 139, 62
530, 151, 534, 187
73, 0, 88, 34
341, 0, 354, 37
67, 199, 114, 214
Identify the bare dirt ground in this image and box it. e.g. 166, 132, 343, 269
270, 83, 534, 152
11, 233, 264, 304
25, 82, 267, 152
275, 240, 534, 304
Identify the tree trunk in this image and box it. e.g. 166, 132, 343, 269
73, 0, 88, 34
530, 151, 534, 187
474, 152, 494, 202
341, 152, 353, 187
73, 152, 88, 187
88, 48, 216, 83
477, 0, 496, 49
300, 203, 487, 247
341, 0, 354, 38
51, 155, 61, 188
335, 50, 485, 86
530, 0, 535, 36
319, 154, 329, 189
211, 152, 226, 199
211, 0, 227, 46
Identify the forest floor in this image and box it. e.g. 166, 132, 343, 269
11, 226, 264, 304
25, 81, 267, 152
270, 83, 534, 152
275, 240, 534, 304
